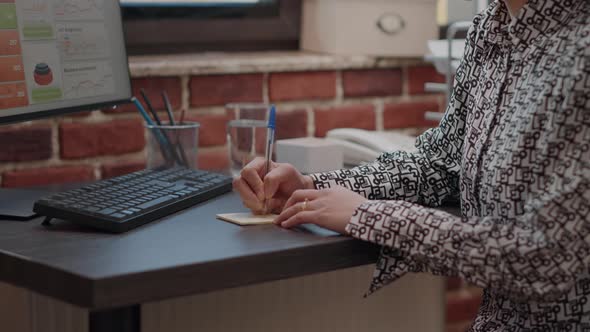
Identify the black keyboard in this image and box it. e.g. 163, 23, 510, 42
34, 167, 233, 233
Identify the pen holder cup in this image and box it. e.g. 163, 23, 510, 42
146, 122, 200, 170
227, 119, 270, 177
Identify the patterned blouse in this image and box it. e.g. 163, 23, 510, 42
311, 0, 589, 330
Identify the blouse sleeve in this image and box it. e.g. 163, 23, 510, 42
309, 22, 480, 208
347, 165, 590, 302
346, 37, 590, 303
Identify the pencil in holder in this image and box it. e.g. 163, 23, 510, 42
146, 122, 200, 170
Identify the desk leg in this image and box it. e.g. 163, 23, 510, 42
90, 305, 141, 332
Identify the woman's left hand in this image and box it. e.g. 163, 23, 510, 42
274, 186, 368, 234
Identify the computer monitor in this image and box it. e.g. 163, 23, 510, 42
0, 0, 132, 124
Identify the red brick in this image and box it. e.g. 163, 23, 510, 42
314, 104, 375, 137
60, 119, 146, 159
343, 69, 403, 97
104, 77, 182, 113
60, 111, 93, 118
276, 109, 308, 140
186, 114, 233, 147
2, 166, 95, 188
0, 126, 52, 162
226, 104, 268, 121
408, 65, 445, 95
198, 148, 229, 171
447, 277, 463, 291
101, 161, 146, 179
383, 101, 441, 129
133, 110, 181, 125
190, 74, 263, 107
70, 111, 94, 117
446, 292, 483, 324
270, 71, 336, 102
445, 321, 474, 332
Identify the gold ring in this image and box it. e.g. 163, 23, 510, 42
301, 198, 309, 212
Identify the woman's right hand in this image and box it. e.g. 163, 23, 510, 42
233, 158, 314, 215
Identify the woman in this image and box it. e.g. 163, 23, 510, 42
234, 0, 589, 330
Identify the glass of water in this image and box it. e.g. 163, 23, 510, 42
225, 103, 273, 177
227, 119, 268, 177
226, 103, 269, 121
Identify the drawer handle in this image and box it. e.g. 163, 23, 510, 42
376, 13, 406, 35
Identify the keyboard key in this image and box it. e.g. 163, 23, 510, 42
147, 180, 174, 188
99, 208, 116, 215
138, 196, 175, 209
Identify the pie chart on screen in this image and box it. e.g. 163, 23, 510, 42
34, 63, 54, 86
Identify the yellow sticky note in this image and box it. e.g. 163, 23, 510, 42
216, 213, 278, 226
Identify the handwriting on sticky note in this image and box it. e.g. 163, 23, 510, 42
216, 213, 278, 226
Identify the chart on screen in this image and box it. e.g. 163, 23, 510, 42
17, 0, 55, 40
62, 61, 114, 99
0, 0, 114, 109
55, 0, 105, 21
57, 22, 110, 60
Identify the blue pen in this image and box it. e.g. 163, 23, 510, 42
263, 105, 276, 212
132, 97, 154, 125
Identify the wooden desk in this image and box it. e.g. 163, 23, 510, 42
0, 191, 453, 332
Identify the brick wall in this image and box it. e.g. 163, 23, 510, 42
0, 58, 481, 330
0, 63, 445, 187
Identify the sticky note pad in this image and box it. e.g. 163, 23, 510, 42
216, 213, 278, 226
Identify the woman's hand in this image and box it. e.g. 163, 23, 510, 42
274, 186, 368, 234
233, 157, 314, 215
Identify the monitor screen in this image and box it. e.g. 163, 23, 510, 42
0, 0, 131, 124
